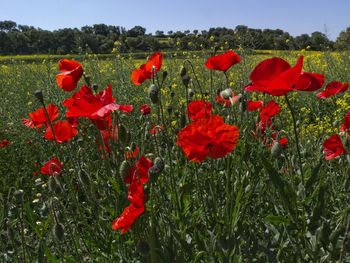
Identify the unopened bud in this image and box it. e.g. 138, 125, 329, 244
119, 160, 132, 180
271, 142, 283, 158
34, 90, 44, 104
84, 75, 91, 86
182, 75, 190, 86
148, 84, 159, 104
180, 114, 187, 128
170, 90, 175, 97
162, 71, 168, 80
53, 223, 64, 241
220, 88, 233, 100
167, 105, 173, 115
188, 89, 194, 98
118, 124, 129, 144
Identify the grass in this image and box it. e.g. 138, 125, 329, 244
0, 49, 350, 262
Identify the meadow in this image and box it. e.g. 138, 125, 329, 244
0, 48, 350, 262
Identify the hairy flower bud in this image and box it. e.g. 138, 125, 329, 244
188, 89, 194, 98
119, 160, 132, 180
34, 90, 44, 104
180, 67, 187, 77
271, 141, 283, 158
182, 75, 190, 86
53, 223, 64, 241
220, 88, 233, 100
148, 84, 159, 104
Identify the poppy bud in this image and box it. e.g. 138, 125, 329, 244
118, 124, 129, 144
154, 157, 165, 172
92, 84, 98, 93
119, 160, 132, 180
216, 89, 221, 95
148, 84, 159, 104
130, 142, 137, 152
332, 120, 339, 128
14, 189, 24, 198
162, 71, 168, 80
182, 75, 190, 87
220, 88, 233, 100
48, 177, 62, 195
8, 204, 18, 217
271, 141, 283, 158
170, 90, 175, 97
180, 67, 187, 77
34, 90, 44, 104
53, 223, 64, 241
188, 89, 194, 98
137, 240, 150, 255
167, 105, 173, 115
78, 170, 91, 186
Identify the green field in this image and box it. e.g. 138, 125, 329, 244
1, 50, 350, 262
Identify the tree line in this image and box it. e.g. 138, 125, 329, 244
0, 20, 349, 55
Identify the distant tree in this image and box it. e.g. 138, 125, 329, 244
0, 20, 17, 32
93, 24, 109, 36
155, 30, 165, 37
310, 31, 329, 50
335, 27, 350, 50
193, 29, 198, 35
127, 26, 146, 37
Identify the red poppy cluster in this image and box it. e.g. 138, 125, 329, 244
340, 112, 350, 135
1, 139, 10, 147
216, 92, 239, 107
205, 50, 241, 71
187, 100, 212, 120
245, 56, 325, 96
139, 104, 151, 115
131, 53, 163, 85
112, 156, 153, 233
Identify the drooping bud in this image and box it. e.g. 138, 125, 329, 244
180, 114, 187, 128
148, 84, 159, 104
34, 90, 44, 104
180, 67, 187, 77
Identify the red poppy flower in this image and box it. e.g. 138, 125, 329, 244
151, 123, 164, 135
340, 112, 350, 134
56, 59, 83, 92
316, 81, 349, 99
113, 155, 153, 233
131, 53, 163, 85
41, 157, 63, 176
259, 100, 280, 123
1, 139, 10, 147
139, 104, 151, 115
43, 120, 78, 143
247, 100, 263, 111
177, 115, 239, 162
245, 56, 324, 96
205, 50, 241, 71
323, 134, 347, 160
63, 85, 133, 130
22, 104, 59, 128
268, 137, 288, 149
187, 100, 212, 120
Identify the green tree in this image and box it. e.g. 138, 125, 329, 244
335, 27, 350, 50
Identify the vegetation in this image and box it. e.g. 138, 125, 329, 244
0, 20, 349, 55
0, 48, 350, 262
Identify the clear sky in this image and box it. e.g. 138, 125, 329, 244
0, 0, 349, 40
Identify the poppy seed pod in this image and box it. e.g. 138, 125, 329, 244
34, 90, 44, 104
148, 84, 159, 104
180, 67, 187, 77
220, 88, 233, 100
119, 160, 132, 180
53, 223, 64, 241
154, 157, 165, 172
271, 141, 283, 158
182, 75, 191, 86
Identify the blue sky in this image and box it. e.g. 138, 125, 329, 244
0, 0, 349, 40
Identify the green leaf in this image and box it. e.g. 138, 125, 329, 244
264, 215, 291, 225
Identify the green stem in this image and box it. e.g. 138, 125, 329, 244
284, 94, 304, 182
